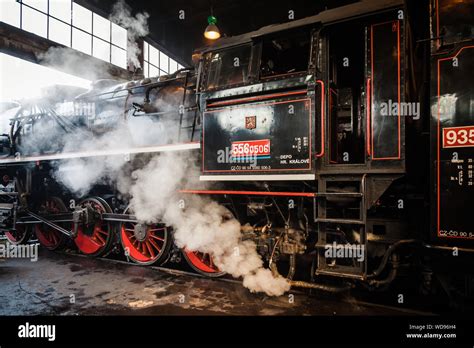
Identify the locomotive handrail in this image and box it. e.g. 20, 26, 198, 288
132, 107, 198, 118
206, 90, 307, 108
366, 77, 372, 156
76, 74, 191, 101
315, 79, 325, 158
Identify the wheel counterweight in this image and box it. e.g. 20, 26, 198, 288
74, 197, 114, 257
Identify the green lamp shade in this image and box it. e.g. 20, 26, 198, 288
204, 16, 220, 40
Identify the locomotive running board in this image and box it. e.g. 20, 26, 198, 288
0, 143, 200, 164
199, 174, 316, 181
180, 189, 316, 197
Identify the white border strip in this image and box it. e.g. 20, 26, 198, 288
0, 143, 200, 164
200, 174, 315, 181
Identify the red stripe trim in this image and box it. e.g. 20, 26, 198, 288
329, 88, 337, 163
206, 90, 306, 108
366, 77, 372, 156
436, 45, 474, 239
202, 98, 312, 173
179, 189, 316, 197
315, 80, 325, 158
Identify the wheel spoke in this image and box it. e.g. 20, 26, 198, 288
148, 238, 162, 253
150, 234, 164, 241
96, 226, 108, 235
95, 233, 106, 245
145, 241, 155, 258
46, 229, 54, 243
198, 253, 206, 263
209, 256, 214, 268
148, 228, 164, 232
51, 231, 58, 244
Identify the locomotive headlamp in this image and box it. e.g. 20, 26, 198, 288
204, 15, 221, 40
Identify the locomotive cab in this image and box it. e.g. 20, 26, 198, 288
194, 1, 414, 282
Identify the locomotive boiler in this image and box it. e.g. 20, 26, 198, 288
0, 0, 473, 299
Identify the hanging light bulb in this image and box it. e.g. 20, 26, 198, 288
204, 15, 221, 40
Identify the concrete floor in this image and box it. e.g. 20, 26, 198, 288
0, 246, 430, 316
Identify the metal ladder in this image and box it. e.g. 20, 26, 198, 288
315, 174, 368, 280
177, 71, 199, 143
178, 109, 198, 142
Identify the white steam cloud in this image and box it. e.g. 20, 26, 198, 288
54, 128, 290, 296
128, 153, 291, 296
52, 116, 177, 197
110, 0, 150, 70
38, 47, 110, 81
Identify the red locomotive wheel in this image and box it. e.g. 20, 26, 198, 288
35, 197, 68, 250
120, 207, 172, 265
182, 250, 226, 278
74, 197, 114, 257
5, 225, 31, 245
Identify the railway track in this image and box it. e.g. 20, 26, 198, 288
0, 236, 438, 315
55, 243, 437, 316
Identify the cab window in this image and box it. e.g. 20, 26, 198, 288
203, 45, 251, 90
259, 29, 311, 78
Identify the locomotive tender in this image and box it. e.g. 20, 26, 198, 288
1, 0, 473, 296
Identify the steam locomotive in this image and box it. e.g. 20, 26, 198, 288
1, 0, 473, 298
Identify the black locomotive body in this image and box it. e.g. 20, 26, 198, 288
1, 0, 473, 298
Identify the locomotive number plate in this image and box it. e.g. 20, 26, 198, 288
442, 125, 474, 148
231, 139, 270, 158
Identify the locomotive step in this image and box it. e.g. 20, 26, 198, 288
315, 218, 365, 225
316, 192, 363, 197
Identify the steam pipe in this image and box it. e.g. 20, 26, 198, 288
424, 244, 474, 253
270, 254, 297, 281
366, 239, 421, 279
269, 254, 348, 292
367, 267, 398, 288
287, 254, 296, 280
367, 254, 400, 288
289, 280, 351, 293
367, 239, 474, 282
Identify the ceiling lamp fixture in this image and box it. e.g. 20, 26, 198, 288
204, 15, 221, 40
